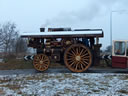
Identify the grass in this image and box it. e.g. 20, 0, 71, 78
99, 81, 109, 86
0, 57, 112, 70
91, 89, 101, 93
98, 88, 106, 90
118, 75, 128, 80
99, 59, 112, 68
0, 79, 11, 83
25, 75, 47, 81
0, 57, 65, 70
118, 89, 128, 94
0, 59, 34, 70
0, 84, 21, 90
0, 89, 5, 95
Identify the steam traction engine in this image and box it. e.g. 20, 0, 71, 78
21, 28, 104, 72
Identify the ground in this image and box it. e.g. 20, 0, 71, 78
0, 59, 127, 95
0, 73, 128, 96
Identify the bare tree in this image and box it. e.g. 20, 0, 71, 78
0, 22, 18, 54
12, 37, 28, 55
0, 25, 4, 47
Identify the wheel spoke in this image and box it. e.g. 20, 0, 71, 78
43, 59, 49, 62
80, 49, 84, 55
67, 52, 74, 56
82, 58, 90, 62
81, 50, 87, 55
79, 61, 87, 66
70, 50, 76, 56
71, 48, 76, 55
67, 60, 74, 64
75, 64, 78, 70
81, 53, 89, 57
39, 55, 42, 60
80, 64, 84, 70
68, 54, 74, 58
42, 55, 46, 60
82, 60, 89, 65
76, 48, 79, 54
66, 58, 74, 61
44, 55, 47, 60
69, 61, 75, 67
82, 56, 90, 59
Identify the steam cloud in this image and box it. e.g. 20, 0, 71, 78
42, 0, 126, 28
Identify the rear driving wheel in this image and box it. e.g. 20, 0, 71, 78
33, 54, 50, 71
64, 44, 92, 72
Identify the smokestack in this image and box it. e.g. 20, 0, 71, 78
40, 28, 45, 32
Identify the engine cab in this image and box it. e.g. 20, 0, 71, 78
112, 40, 128, 68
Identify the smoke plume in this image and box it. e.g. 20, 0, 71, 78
42, 0, 125, 28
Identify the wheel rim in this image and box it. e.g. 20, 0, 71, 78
64, 44, 92, 72
33, 54, 50, 71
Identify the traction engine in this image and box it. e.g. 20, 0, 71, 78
21, 28, 104, 72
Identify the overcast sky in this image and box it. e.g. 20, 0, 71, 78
0, 0, 128, 49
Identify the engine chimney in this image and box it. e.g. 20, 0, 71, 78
40, 28, 45, 32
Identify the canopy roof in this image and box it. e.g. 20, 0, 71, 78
21, 29, 104, 38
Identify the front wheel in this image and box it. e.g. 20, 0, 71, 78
33, 54, 50, 72
64, 44, 92, 72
